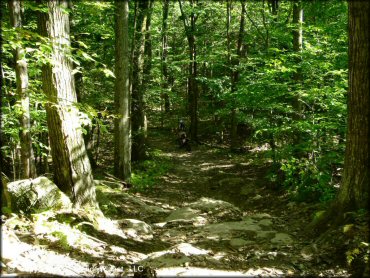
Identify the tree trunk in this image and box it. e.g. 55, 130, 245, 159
142, 0, 153, 139
309, 1, 369, 235
114, 0, 131, 181
336, 1, 369, 211
8, 0, 37, 179
131, 0, 150, 161
292, 0, 303, 148
230, 0, 246, 150
179, 0, 199, 141
161, 0, 170, 113
188, 31, 198, 141
38, 0, 97, 208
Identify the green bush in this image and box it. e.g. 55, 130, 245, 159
131, 149, 171, 192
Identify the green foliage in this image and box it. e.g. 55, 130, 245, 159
131, 149, 171, 192
1, 0, 349, 206
346, 239, 369, 270
51, 231, 73, 251
279, 156, 337, 202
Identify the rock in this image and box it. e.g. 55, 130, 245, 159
118, 219, 153, 240
157, 267, 257, 277
256, 231, 276, 239
245, 267, 284, 276
250, 213, 272, 219
6, 177, 71, 213
203, 221, 261, 240
173, 243, 209, 256
139, 243, 210, 270
165, 207, 201, 222
188, 197, 242, 221
229, 238, 252, 248
258, 218, 273, 227
119, 219, 152, 235
270, 233, 293, 245
141, 252, 191, 269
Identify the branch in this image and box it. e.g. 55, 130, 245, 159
245, 9, 267, 45
178, 0, 189, 28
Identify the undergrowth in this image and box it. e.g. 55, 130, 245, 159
131, 148, 172, 192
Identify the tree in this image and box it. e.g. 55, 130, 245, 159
179, 0, 199, 141
131, 0, 150, 161
142, 0, 154, 138
268, 0, 278, 21
38, 0, 97, 208
335, 1, 369, 212
311, 0, 369, 231
114, 0, 131, 181
229, 0, 246, 150
8, 0, 37, 179
160, 0, 171, 116
292, 0, 303, 149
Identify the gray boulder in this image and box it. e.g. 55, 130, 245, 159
188, 197, 242, 222
6, 177, 72, 213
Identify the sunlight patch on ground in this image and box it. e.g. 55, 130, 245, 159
161, 152, 192, 159
162, 176, 183, 184
156, 266, 284, 277
2, 227, 93, 276
199, 163, 234, 171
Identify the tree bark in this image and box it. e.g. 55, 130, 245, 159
230, 0, 246, 150
179, 0, 199, 141
292, 0, 303, 148
8, 0, 37, 179
38, 0, 97, 208
131, 0, 150, 161
114, 0, 131, 181
336, 1, 369, 211
161, 0, 170, 113
142, 0, 153, 139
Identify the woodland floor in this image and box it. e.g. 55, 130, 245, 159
2, 128, 352, 277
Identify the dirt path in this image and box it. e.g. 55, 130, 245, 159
132, 130, 349, 276
2, 130, 350, 277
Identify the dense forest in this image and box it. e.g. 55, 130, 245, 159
1, 0, 369, 277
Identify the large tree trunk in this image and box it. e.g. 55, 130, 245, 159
8, 0, 37, 179
131, 0, 150, 161
114, 0, 131, 181
310, 1, 369, 235
38, 0, 97, 208
336, 1, 369, 211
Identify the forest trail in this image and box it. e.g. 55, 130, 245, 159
2, 129, 349, 277
124, 129, 349, 276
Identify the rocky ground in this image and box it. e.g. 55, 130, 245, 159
1, 129, 354, 277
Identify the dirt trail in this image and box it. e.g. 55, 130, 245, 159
1, 130, 349, 277
131, 130, 349, 276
